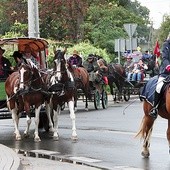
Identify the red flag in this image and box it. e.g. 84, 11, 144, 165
153, 40, 160, 57
154, 40, 161, 66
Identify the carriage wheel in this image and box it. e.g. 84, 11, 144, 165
123, 89, 130, 101
101, 90, 108, 109
94, 90, 100, 110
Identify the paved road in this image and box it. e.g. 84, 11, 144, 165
0, 95, 169, 170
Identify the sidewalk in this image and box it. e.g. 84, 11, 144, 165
19, 153, 100, 170
0, 144, 21, 170
0, 144, 100, 170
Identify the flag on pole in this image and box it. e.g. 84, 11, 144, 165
153, 40, 161, 65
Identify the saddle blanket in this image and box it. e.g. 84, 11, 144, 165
140, 75, 158, 106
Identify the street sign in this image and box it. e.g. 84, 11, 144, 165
115, 39, 125, 52
125, 38, 137, 51
124, 24, 137, 37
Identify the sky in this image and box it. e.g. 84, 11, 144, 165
135, 0, 170, 29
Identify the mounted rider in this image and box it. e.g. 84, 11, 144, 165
150, 33, 170, 119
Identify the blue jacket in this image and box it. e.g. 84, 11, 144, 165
159, 39, 170, 77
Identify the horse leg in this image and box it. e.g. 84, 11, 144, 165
137, 115, 154, 158
45, 102, 54, 133
68, 100, 78, 140
11, 108, 21, 141
84, 87, 89, 111
23, 103, 32, 138
85, 95, 88, 111
52, 105, 60, 141
74, 92, 78, 112
23, 115, 32, 138
34, 106, 41, 142
167, 120, 170, 153
109, 84, 115, 101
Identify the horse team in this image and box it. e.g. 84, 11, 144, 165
6, 47, 170, 158
4, 48, 125, 142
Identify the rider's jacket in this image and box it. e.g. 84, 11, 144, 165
159, 39, 170, 77
83, 59, 99, 73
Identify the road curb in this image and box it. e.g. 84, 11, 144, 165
18, 149, 108, 170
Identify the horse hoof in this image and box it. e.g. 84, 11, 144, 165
71, 135, 78, 141
53, 136, 59, 141
141, 151, 150, 158
85, 108, 88, 111
34, 137, 41, 142
23, 133, 30, 138
16, 136, 22, 141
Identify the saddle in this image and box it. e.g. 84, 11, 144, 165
140, 75, 170, 106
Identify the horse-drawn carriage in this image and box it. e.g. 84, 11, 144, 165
75, 76, 108, 110
109, 52, 153, 102
0, 37, 49, 125
67, 64, 108, 111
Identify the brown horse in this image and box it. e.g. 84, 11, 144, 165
136, 76, 170, 157
45, 49, 77, 140
5, 60, 46, 142
67, 64, 90, 111
107, 63, 126, 102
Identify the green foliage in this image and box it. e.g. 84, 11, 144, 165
0, 0, 155, 58
46, 41, 112, 67
67, 42, 111, 63
0, 82, 6, 100
82, 2, 147, 53
158, 15, 170, 45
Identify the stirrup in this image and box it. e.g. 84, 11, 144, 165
149, 108, 158, 119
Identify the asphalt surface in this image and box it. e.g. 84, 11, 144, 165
0, 94, 139, 170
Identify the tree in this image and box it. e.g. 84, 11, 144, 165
157, 15, 170, 45
82, 1, 147, 53
0, 0, 27, 36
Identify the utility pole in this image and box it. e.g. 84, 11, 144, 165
28, 0, 40, 38
148, 21, 153, 51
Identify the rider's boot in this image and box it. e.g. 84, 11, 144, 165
149, 91, 160, 119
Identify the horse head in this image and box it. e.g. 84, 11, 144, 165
49, 49, 74, 93
18, 60, 43, 92
18, 62, 33, 90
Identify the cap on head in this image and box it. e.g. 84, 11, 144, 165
88, 54, 94, 59
0, 47, 5, 54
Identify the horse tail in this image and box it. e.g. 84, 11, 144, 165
135, 115, 153, 140
135, 117, 146, 139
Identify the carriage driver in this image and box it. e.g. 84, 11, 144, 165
150, 33, 170, 119
68, 49, 83, 67
23, 45, 39, 68
83, 54, 99, 81
123, 54, 134, 81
